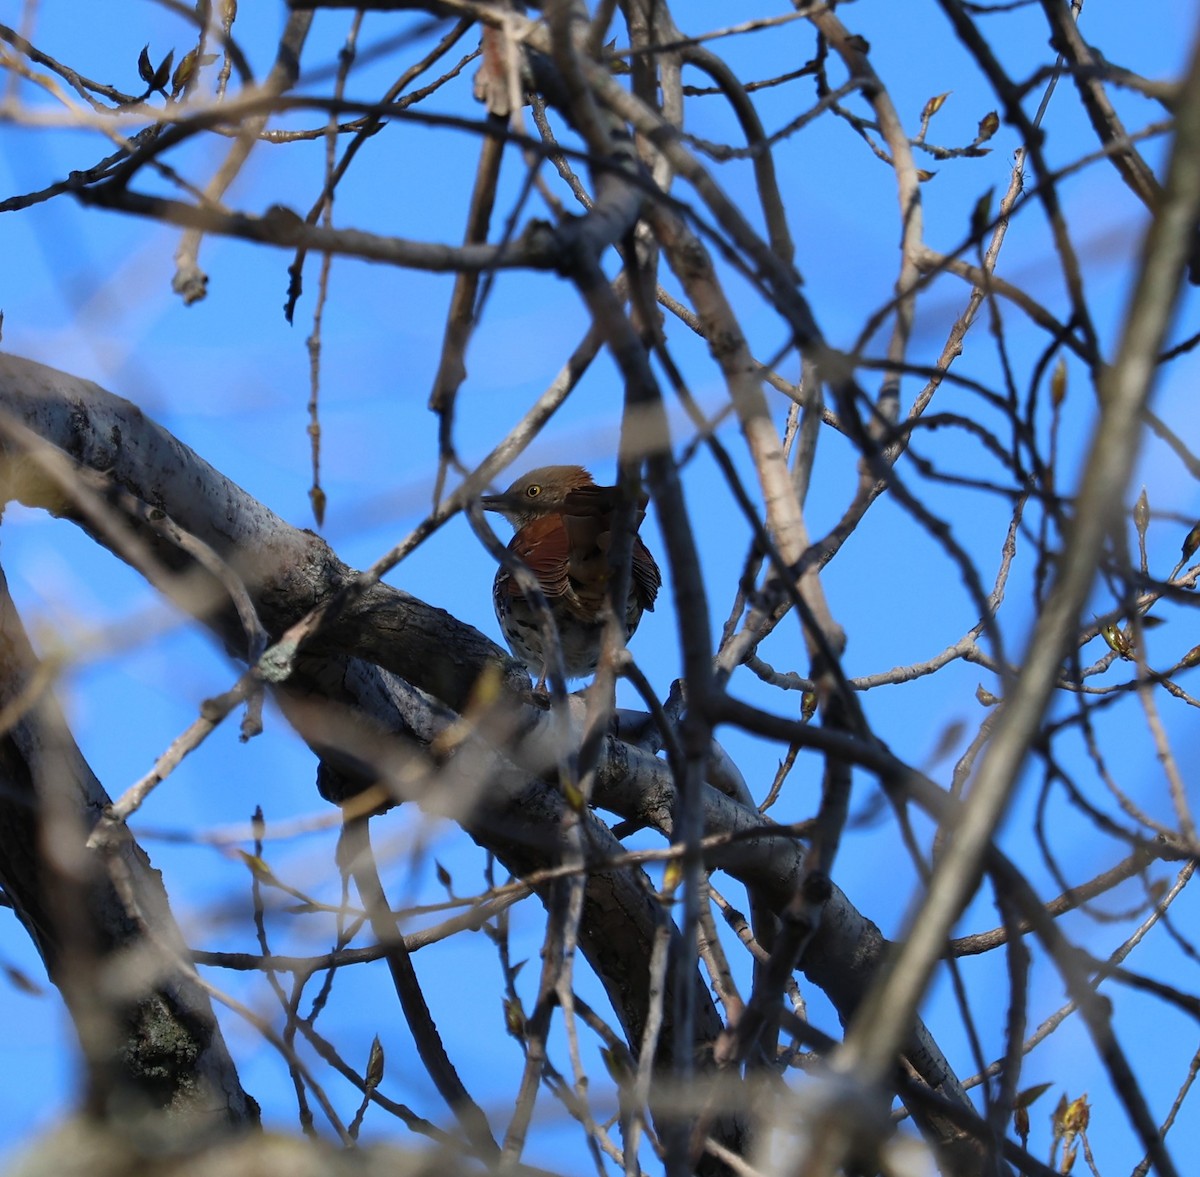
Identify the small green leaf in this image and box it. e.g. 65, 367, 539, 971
562, 779, 585, 813
503, 996, 526, 1037
236, 849, 279, 885
1100, 623, 1133, 660
599, 1045, 632, 1085
661, 858, 683, 895
309, 484, 327, 528
605, 39, 630, 76
1056, 1091, 1090, 1141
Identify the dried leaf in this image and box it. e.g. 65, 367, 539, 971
1015, 1081, 1053, 1109
1134, 487, 1150, 538
1015, 1081, 1054, 1147
926, 719, 965, 767
152, 50, 175, 95
3, 963, 45, 996
975, 683, 999, 707
915, 168, 937, 182
365, 1035, 385, 1090
977, 110, 1000, 141
137, 44, 155, 86
1063, 1141, 1078, 1174
1181, 520, 1200, 563
435, 860, 452, 890
173, 47, 197, 94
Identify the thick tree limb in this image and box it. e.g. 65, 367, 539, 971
0, 565, 256, 1141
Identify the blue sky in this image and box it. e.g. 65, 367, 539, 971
2, 1, 1200, 1171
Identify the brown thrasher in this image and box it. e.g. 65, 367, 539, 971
481, 465, 661, 685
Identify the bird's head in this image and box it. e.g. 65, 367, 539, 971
481, 465, 597, 529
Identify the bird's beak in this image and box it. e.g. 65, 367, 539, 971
480, 493, 506, 512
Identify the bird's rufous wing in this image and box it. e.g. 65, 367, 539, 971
563, 487, 660, 612
563, 513, 661, 614
503, 506, 661, 617
631, 536, 661, 611
503, 514, 573, 601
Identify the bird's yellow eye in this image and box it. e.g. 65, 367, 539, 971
526, 484, 541, 498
